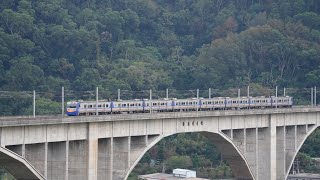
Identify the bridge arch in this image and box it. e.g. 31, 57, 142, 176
125, 131, 254, 180
285, 125, 318, 179
0, 146, 45, 180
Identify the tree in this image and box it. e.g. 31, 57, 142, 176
0, 9, 34, 36
165, 156, 192, 171
6, 56, 44, 91
294, 12, 320, 31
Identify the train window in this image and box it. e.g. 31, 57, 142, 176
98, 105, 102, 108
106, 104, 109, 107
84, 105, 86, 108
182, 122, 185, 126
89, 105, 92, 108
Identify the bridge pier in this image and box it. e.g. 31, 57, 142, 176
98, 138, 113, 180
25, 143, 46, 176
276, 126, 286, 180
69, 140, 88, 180
113, 137, 130, 179
47, 141, 67, 179
88, 123, 98, 180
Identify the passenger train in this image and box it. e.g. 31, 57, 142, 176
66, 96, 293, 116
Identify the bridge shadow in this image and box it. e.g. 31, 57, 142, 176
128, 132, 253, 180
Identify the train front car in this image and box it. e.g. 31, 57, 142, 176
66, 101, 79, 116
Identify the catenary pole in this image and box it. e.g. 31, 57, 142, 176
311, 87, 314, 106
315, 86, 317, 106
33, 90, 35, 118
247, 86, 250, 97
209, 88, 211, 99
166, 88, 168, 99
118, 89, 120, 101
96, 87, 98, 115
284, 87, 286, 96
197, 89, 199, 99
276, 86, 278, 108
197, 89, 199, 111
150, 89, 152, 113
62, 87, 64, 117
238, 89, 240, 110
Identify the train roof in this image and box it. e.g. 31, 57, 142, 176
66, 96, 292, 104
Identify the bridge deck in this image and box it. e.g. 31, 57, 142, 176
0, 106, 319, 127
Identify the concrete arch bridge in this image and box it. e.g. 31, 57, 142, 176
0, 107, 319, 180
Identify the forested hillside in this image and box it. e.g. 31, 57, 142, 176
1, 0, 320, 94
1, 0, 320, 178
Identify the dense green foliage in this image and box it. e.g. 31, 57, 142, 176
128, 133, 233, 179
1, 0, 320, 94
1, 0, 320, 178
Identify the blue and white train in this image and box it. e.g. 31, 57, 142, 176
66, 96, 293, 116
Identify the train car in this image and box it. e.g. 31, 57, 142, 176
66, 101, 79, 116
66, 100, 113, 116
